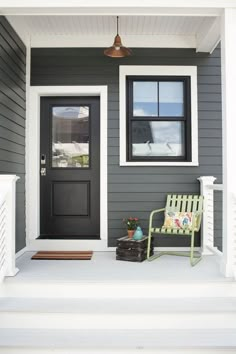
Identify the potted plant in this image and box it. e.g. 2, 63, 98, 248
123, 217, 139, 238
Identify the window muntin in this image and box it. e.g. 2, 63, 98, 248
127, 76, 191, 162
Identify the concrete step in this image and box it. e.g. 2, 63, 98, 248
1, 297, 236, 313
2, 280, 236, 299
0, 297, 235, 330
0, 328, 236, 352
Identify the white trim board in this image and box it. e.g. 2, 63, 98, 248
29, 35, 196, 49
15, 247, 28, 259
27, 244, 199, 252
119, 65, 199, 167
0, 1, 232, 16
28, 239, 108, 252
27, 86, 108, 250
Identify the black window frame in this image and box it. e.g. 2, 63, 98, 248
126, 75, 192, 162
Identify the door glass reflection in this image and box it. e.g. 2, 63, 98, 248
52, 106, 89, 168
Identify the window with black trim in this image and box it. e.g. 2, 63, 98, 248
126, 76, 192, 162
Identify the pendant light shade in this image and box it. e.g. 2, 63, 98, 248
104, 16, 132, 58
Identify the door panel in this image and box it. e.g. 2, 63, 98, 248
40, 97, 100, 238
52, 181, 90, 216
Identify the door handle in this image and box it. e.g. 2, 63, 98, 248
41, 168, 46, 176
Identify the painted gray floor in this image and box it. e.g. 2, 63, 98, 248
9, 252, 232, 283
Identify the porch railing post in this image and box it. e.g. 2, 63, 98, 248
6, 175, 20, 277
0, 175, 20, 279
198, 176, 217, 255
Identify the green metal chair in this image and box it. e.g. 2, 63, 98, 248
147, 195, 204, 266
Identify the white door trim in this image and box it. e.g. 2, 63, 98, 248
26, 86, 108, 251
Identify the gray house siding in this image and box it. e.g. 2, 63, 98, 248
31, 47, 222, 248
0, 17, 26, 252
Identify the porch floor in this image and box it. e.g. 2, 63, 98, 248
1, 252, 236, 352
9, 251, 232, 284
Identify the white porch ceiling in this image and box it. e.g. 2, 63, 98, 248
7, 15, 213, 36
7, 15, 220, 52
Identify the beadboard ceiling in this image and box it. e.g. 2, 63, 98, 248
7, 15, 220, 52
7, 15, 215, 36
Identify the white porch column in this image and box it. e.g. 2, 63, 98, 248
221, 8, 236, 277
198, 176, 216, 256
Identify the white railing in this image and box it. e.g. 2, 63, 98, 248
198, 176, 223, 258
0, 191, 7, 282
232, 193, 236, 279
198, 176, 236, 279
0, 175, 20, 283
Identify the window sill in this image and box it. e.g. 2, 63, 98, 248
119, 160, 199, 167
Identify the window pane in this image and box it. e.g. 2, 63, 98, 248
52, 106, 89, 168
132, 121, 185, 157
159, 82, 184, 116
133, 81, 158, 116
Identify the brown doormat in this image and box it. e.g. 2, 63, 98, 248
31, 251, 93, 260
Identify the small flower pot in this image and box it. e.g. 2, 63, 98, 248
127, 230, 135, 238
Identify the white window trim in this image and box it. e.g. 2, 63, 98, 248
26, 86, 108, 250
119, 65, 199, 166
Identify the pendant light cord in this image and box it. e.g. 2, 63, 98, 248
117, 16, 119, 35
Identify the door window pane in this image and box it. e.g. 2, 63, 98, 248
159, 82, 184, 116
132, 121, 184, 157
133, 81, 158, 116
52, 106, 89, 168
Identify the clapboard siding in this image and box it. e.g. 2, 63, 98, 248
31, 46, 222, 247
0, 16, 26, 252
0, 115, 25, 136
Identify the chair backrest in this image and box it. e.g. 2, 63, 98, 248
165, 195, 204, 230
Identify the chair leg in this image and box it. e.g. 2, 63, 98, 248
147, 230, 152, 260
147, 231, 163, 261
190, 230, 202, 266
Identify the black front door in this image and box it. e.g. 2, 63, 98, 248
40, 96, 100, 239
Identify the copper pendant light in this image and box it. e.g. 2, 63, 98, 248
104, 16, 132, 58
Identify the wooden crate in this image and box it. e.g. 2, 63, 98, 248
116, 236, 154, 262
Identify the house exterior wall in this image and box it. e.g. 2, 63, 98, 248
0, 17, 26, 252
31, 46, 222, 248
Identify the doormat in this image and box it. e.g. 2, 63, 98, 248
31, 251, 93, 260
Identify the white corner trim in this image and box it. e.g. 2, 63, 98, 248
27, 85, 108, 247
119, 65, 199, 167
25, 38, 31, 250
15, 247, 28, 259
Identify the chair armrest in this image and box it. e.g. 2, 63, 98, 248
149, 208, 165, 230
